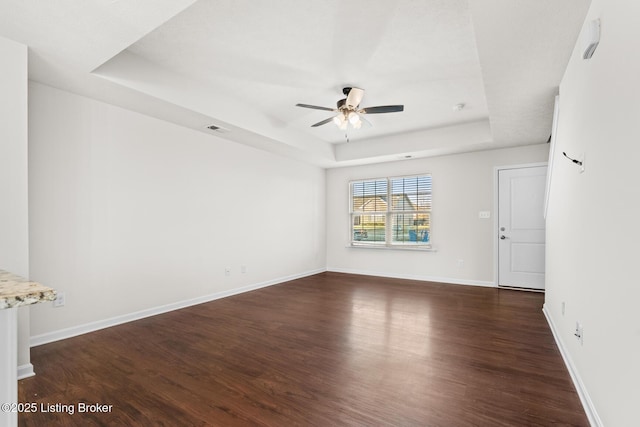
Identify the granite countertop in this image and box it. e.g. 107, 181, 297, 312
0, 270, 56, 309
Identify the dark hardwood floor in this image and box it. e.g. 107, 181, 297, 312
19, 272, 588, 426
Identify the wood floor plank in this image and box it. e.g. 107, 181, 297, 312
19, 272, 588, 426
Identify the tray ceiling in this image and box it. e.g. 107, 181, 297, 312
0, 0, 590, 167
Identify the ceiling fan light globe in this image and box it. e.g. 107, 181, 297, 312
339, 121, 348, 130
332, 115, 343, 126
353, 121, 362, 130
348, 111, 360, 125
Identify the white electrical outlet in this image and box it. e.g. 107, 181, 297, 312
457, 259, 464, 269
478, 211, 491, 219
574, 322, 584, 345
579, 324, 584, 345
241, 265, 247, 274
224, 267, 231, 276
53, 292, 65, 307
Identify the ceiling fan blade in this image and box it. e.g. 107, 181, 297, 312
296, 103, 336, 112
311, 117, 336, 127
346, 87, 365, 109
359, 105, 404, 114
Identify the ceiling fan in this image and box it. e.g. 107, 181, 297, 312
296, 87, 404, 130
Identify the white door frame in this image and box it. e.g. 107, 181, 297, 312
493, 162, 548, 288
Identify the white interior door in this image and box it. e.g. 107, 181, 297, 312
498, 166, 547, 290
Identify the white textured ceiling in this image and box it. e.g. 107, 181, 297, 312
0, 0, 591, 167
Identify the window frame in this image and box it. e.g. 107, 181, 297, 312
349, 174, 432, 249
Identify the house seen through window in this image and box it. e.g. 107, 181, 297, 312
350, 175, 432, 247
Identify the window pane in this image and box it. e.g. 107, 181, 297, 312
390, 176, 431, 212
351, 180, 388, 213
352, 214, 386, 243
350, 175, 431, 247
392, 213, 430, 244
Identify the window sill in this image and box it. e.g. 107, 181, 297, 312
346, 244, 438, 252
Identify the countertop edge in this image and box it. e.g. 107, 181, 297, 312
0, 269, 57, 310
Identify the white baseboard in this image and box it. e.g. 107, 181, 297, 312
30, 268, 325, 347
327, 267, 495, 288
542, 304, 602, 427
17, 363, 34, 380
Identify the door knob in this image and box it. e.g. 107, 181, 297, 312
500, 235, 507, 240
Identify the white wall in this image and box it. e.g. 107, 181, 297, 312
0, 36, 31, 372
326, 144, 549, 285
28, 82, 326, 340
544, 0, 640, 425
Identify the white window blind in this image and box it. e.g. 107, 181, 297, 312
350, 175, 432, 247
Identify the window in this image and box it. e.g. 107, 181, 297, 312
350, 175, 432, 247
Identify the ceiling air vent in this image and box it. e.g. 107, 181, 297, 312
206, 124, 229, 133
